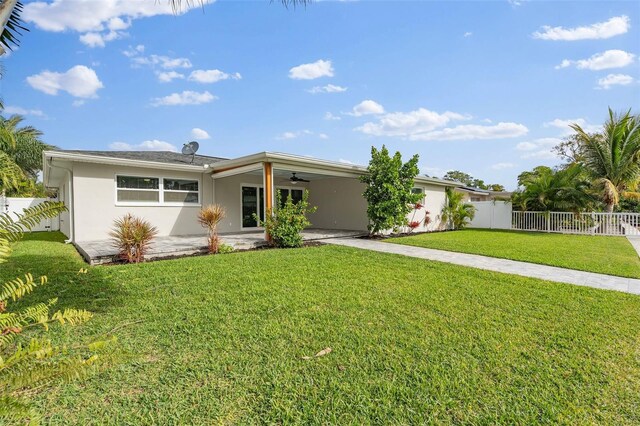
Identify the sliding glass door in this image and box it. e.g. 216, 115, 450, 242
241, 186, 265, 228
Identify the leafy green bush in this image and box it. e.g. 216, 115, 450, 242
441, 188, 476, 230
0, 202, 114, 424
257, 190, 317, 248
360, 145, 421, 235
109, 214, 158, 263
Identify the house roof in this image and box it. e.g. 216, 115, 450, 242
55, 150, 227, 167
43, 149, 462, 188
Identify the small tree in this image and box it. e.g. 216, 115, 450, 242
198, 204, 225, 254
258, 190, 317, 248
360, 145, 421, 235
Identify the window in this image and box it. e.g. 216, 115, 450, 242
242, 185, 265, 228
116, 175, 199, 205
277, 188, 303, 208
163, 178, 199, 204
411, 187, 424, 195
117, 176, 160, 203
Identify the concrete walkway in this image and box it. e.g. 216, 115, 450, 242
324, 237, 640, 295
628, 236, 640, 258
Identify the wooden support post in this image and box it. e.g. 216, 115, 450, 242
264, 162, 273, 241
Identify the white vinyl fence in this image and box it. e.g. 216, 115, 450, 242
512, 211, 640, 236
0, 196, 60, 232
468, 201, 512, 230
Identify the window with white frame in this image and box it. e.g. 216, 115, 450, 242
116, 175, 199, 204
277, 187, 303, 208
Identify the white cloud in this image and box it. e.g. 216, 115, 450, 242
491, 162, 516, 170
324, 112, 341, 121
276, 130, 313, 140
289, 59, 334, 80
409, 122, 529, 141
555, 49, 635, 70
2, 106, 45, 117
463, 32, 472, 37
123, 44, 145, 57
109, 139, 178, 152
348, 100, 386, 117
318, 133, 329, 140
355, 107, 467, 136
533, 15, 630, 41
156, 71, 185, 83
597, 73, 634, 89
544, 118, 600, 134
190, 128, 211, 140
307, 84, 348, 94
132, 54, 193, 69
188, 69, 242, 83
26, 65, 104, 98
151, 91, 216, 107
516, 137, 561, 160
23, 0, 211, 47
72, 100, 85, 107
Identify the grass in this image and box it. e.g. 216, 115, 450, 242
387, 228, 640, 279
3, 232, 640, 424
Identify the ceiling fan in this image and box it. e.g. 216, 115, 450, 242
289, 172, 309, 184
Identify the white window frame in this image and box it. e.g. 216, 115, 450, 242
240, 183, 265, 230
114, 173, 201, 207
275, 185, 304, 205
412, 186, 426, 204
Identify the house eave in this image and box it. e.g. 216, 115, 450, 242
43, 151, 211, 173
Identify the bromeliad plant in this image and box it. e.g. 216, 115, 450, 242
0, 201, 113, 424
109, 214, 158, 263
198, 204, 226, 254
257, 190, 317, 248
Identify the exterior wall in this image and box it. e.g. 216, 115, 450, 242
72, 162, 213, 241
307, 177, 369, 231
408, 183, 448, 232
214, 172, 309, 233
59, 179, 71, 238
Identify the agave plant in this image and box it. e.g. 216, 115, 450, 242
109, 214, 158, 263
197, 204, 226, 254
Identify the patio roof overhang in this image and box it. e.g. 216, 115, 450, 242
210, 151, 461, 187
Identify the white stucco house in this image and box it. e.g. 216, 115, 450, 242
42, 150, 459, 244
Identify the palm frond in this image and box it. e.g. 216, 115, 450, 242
0, 0, 27, 54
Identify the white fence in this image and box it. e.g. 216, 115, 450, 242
0, 196, 60, 232
468, 201, 512, 230
512, 211, 640, 236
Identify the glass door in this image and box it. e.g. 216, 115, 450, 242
241, 186, 264, 228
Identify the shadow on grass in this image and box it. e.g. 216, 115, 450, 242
2, 236, 127, 314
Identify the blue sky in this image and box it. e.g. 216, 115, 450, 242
2, 0, 639, 189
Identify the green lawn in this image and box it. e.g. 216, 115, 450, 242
3, 232, 640, 424
387, 229, 640, 279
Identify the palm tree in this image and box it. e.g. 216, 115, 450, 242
571, 109, 640, 213
0, 114, 52, 193
441, 187, 476, 230
512, 165, 595, 213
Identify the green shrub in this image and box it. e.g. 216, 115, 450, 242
257, 190, 317, 248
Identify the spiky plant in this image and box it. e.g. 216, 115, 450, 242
197, 204, 225, 254
0, 201, 114, 424
571, 109, 640, 213
109, 214, 158, 263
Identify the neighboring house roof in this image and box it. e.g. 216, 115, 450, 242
55, 150, 227, 167
458, 186, 491, 195
43, 149, 462, 188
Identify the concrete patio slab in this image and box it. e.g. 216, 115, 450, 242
75, 229, 365, 265
324, 237, 640, 296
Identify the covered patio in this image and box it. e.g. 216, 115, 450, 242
75, 229, 366, 265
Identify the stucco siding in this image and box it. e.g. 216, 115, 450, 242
72, 162, 212, 241
409, 183, 448, 231
59, 179, 71, 238
307, 178, 369, 231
